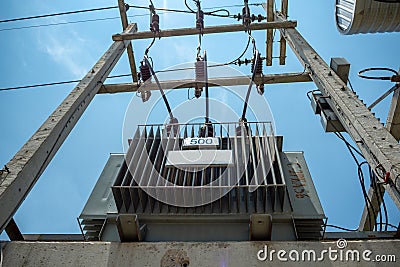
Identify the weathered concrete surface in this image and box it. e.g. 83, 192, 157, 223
1, 240, 399, 266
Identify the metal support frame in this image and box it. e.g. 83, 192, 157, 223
98, 72, 312, 94
118, 0, 138, 82
112, 20, 297, 41
359, 79, 400, 231
0, 24, 137, 233
276, 12, 400, 211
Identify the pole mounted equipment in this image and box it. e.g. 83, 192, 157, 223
149, 0, 160, 34
197, 50, 213, 138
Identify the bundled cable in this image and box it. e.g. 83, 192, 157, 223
142, 56, 179, 136
241, 49, 260, 122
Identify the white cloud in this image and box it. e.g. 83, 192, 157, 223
36, 22, 90, 78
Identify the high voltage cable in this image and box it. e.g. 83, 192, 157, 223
0, 3, 264, 28
0, 74, 130, 92
0, 6, 119, 23
0, 63, 240, 92
0, 15, 146, 32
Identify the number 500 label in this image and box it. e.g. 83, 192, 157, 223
183, 137, 220, 148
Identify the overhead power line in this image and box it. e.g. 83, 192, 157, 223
0, 6, 119, 23
0, 74, 131, 92
0, 3, 264, 26
0, 62, 244, 92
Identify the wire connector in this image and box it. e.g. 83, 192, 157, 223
166, 117, 179, 137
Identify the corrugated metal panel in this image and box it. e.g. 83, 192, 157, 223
335, 0, 400, 34
112, 122, 290, 215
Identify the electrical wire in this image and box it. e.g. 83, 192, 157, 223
0, 2, 265, 32
0, 59, 260, 93
333, 131, 364, 158
241, 49, 260, 121
348, 78, 356, 93
325, 224, 358, 232
145, 37, 156, 55
326, 223, 399, 232
376, 223, 399, 230
185, 0, 232, 18
358, 67, 398, 81
0, 6, 119, 23
185, 0, 196, 13
357, 161, 376, 231
370, 166, 388, 231
0, 3, 266, 33
227, 36, 251, 65
0, 73, 131, 92
0, 16, 121, 32
332, 126, 377, 231
143, 56, 174, 119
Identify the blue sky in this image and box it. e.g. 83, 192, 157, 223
0, 0, 399, 238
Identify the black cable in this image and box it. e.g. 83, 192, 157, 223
0, 2, 260, 29
0, 3, 263, 32
241, 49, 260, 120
358, 67, 398, 80
357, 161, 376, 231
185, 0, 196, 13
0, 74, 132, 92
325, 224, 358, 232
1, 62, 248, 93
306, 89, 320, 101
145, 37, 156, 55
333, 132, 365, 158
143, 56, 174, 119
348, 78, 356, 93
0, 16, 121, 32
0, 6, 119, 23
332, 124, 375, 231
0, 79, 81, 91
206, 9, 231, 18
370, 166, 388, 231
375, 223, 399, 230
227, 36, 251, 65
368, 164, 383, 231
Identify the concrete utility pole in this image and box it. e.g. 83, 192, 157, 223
0, 23, 137, 233
275, 12, 400, 210
359, 76, 400, 231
